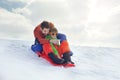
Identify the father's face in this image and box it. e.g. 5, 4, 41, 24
42, 28, 50, 36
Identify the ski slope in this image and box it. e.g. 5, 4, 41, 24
0, 39, 120, 80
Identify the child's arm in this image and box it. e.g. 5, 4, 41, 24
50, 39, 60, 45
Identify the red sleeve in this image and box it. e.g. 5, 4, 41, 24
34, 25, 49, 44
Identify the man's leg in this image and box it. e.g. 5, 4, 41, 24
57, 33, 66, 43
59, 41, 74, 64
31, 38, 43, 53
59, 40, 70, 55
57, 33, 73, 56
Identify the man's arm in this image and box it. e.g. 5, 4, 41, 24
57, 33, 67, 43
34, 26, 49, 44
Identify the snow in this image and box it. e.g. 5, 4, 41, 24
0, 39, 120, 80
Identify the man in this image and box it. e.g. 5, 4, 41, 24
31, 21, 74, 64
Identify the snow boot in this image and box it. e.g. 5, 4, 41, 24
62, 52, 74, 64
48, 52, 64, 64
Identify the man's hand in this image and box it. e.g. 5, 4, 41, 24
50, 39, 60, 45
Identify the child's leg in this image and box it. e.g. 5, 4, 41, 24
48, 53, 64, 64
43, 44, 64, 64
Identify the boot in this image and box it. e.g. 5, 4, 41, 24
48, 52, 64, 64
68, 59, 74, 64
62, 52, 74, 64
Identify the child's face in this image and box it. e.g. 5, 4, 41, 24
50, 32, 58, 39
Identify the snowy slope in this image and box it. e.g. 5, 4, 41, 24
0, 39, 120, 80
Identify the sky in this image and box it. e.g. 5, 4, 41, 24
0, 0, 120, 48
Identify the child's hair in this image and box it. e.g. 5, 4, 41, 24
49, 27, 58, 33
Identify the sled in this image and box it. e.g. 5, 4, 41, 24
36, 52, 75, 68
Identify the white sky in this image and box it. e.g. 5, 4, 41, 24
0, 0, 120, 48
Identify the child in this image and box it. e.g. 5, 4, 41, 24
45, 28, 74, 65
46, 28, 61, 59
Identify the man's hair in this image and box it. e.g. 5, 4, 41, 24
40, 21, 50, 29
49, 27, 58, 33
49, 22, 54, 29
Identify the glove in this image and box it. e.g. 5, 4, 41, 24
50, 39, 60, 45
